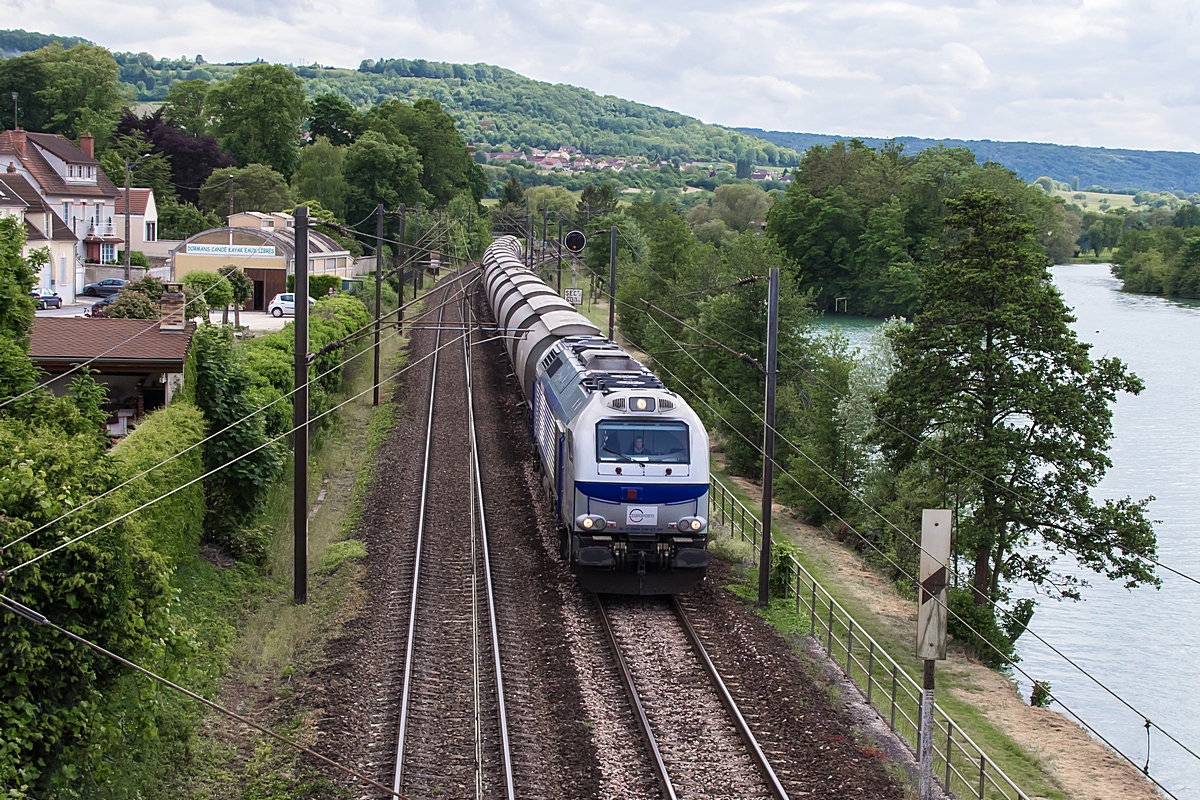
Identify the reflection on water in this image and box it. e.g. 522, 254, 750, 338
815, 270, 1200, 796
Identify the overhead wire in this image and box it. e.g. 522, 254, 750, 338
3, 279, 488, 575
0, 594, 410, 800
618, 249, 1200, 589
0, 272, 481, 552
638, 302, 1200, 776
647, 354, 1186, 798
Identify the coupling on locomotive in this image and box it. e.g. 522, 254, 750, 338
482, 236, 711, 595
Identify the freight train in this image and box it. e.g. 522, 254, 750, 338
481, 236, 711, 595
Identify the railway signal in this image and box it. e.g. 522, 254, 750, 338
564, 230, 586, 254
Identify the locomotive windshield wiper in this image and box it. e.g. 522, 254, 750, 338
601, 446, 636, 464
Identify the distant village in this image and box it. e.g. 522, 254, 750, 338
474, 145, 791, 183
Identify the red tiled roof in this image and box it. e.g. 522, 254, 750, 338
26, 132, 99, 166
115, 188, 151, 215
0, 130, 118, 199
29, 318, 195, 366
0, 174, 42, 210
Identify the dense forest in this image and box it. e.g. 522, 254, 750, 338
1112, 206, 1200, 298
743, 127, 1200, 196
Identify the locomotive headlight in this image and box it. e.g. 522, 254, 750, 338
576, 514, 607, 531
635, 397, 648, 410
677, 516, 707, 533
690, 518, 705, 531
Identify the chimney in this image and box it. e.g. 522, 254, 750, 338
79, 132, 94, 159
11, 128, 25, 158
6, 162, 13, 173
160, 282, 186, 331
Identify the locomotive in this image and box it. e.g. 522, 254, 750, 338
481, 236, 711, 595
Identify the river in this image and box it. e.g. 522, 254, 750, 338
816, 264, 1200, 798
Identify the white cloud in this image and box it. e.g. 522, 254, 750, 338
8, 0, 1199, 151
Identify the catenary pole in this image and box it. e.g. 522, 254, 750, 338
556, 214, 563, 294
525, 196, 531, 266
542, 204, 549, 267
414, 203, 422, 292
293, 205, 310, 605
373, 204, 383, 406
608, 225, 617, 340
397, 203, 406, 333
757, 267, 780, 607
123, 158, 132, 280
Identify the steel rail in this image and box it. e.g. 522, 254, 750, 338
463, 289, 516, 800
594, 595, 679, 800
670, 597, 790, 800
393, 289, 449, 795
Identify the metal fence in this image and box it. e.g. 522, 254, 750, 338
708, 475, 1029, 800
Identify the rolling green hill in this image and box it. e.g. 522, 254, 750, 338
739, 128, 1200, 196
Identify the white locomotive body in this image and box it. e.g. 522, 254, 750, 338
482, 236, 710, 594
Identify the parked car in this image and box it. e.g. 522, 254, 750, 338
267, 292, 317, 317
80, 278, 127, 297
85, 295, 117, 317
29, 290, 62, 309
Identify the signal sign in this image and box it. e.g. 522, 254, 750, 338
564, 288, 584, 305
564, 230, 586, 254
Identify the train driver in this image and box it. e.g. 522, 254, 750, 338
630, 435, 647, 456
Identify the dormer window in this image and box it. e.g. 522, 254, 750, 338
86, 167, 92, 178
68, 165, 75, 177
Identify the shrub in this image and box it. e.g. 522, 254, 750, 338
286, 272, 341, 298
112, 401, 207, 565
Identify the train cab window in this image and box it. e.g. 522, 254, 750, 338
596, 421, 689, 463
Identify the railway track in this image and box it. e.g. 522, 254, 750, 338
391, 277, 515, 800
596, 595, 790, 800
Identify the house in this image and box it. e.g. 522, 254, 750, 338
0, 129, 122, 277
28, 292, 195, 435
115, 188, 170, 258
170, 218, 354, 311
0, 170, 79, 296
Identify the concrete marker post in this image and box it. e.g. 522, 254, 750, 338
917, 508, 952, 799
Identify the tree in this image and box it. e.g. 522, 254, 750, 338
116, 108, 234, 205
292, 136, 348, 219
365, 98, 484, 205
735, 153, 754, 179
162, 78, 212, 135
207, 63, 308, 175
1174, 204, 1200, 228
182, 270, 234, 320
579, 182, 617, 215
158, 200, 222, 240
873, 191, 1156, 640
342, 130, 424, 225
712, 183, 770, 232
309, 92, 364, 147
106, 276, 165, 319
500, 175, 525, 206
218, 265, 253, 328
199, 164, 294, 217
0, 43, 126, 143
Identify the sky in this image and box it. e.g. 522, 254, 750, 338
6, 0, 1200, 153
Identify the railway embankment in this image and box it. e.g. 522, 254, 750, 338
712, 463, 1161, 800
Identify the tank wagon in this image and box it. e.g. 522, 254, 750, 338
482, 236, 711, 594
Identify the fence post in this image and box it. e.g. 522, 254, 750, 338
978, 755, 986, 799
890, 665, 898, 731
827, 602, 834, 654
846, 623, 854, 674
795, 570, 801, 614
866, 642, 875, 705
946, 722, 954, 789
809, 582, 816, 636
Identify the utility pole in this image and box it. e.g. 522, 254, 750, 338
541, 204, 548, 268
123, 158, 132, 280
373, 203, 383, 407
916, 509, 951, 799
757, 267, 780, 607
414, 203, 421, 293
293, 205, 310, 605
10, 92, 16, 129
398, 203, 406, 334
228, 177, 234, 221
556, 214, 563, 295
607, 225, 617, 340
